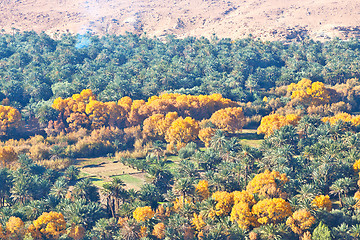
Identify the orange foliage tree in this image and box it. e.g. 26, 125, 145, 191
195, 180, 210, 200
230, 191, 257, 230
257, 113, 301, 137
210, 107, 246, 133
0, 146, 17, 168
287, 78, 330, 106
246, 170, 289, 198
165, 117, 199, 151
133, 206, 155, 222
5, 216, 25, 239
192, 213, 206, 232
67, 224, 86, 240
0, 225, 4, 239
0, 105, 21, 135
198, 128, 216, 147
28, 212, 67, 239
210, 191, 234, 218
152, 222, 166, 239
322, 112, 360, 126
252, 198, 292, 225
286, 209, 316, 235
312, 195, 332, 212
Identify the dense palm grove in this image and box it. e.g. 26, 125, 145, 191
2, 32, 360, 239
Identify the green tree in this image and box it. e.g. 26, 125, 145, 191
312, 222, 332, 240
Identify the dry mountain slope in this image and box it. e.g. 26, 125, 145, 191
1, 0, 360, 41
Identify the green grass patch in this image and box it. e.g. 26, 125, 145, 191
240, 139, 263, 148
116, 174, 144, 185
166, 155, 181, 163
88, 176, 106, 187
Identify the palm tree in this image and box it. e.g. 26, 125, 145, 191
0, 168, 12, 207
73, 178, 99, 202
50, 177, 69, 199
329, 178, 347, 207
174, 177, 195, 201
210, 130, 228, 153
102, 178, 128, 218
295, 184, 319, 202
64, 166, 79, 181
10, 173, 32, 205
350, 224, 360, 238
257, 223, 288, 240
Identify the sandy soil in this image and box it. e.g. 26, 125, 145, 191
1, 0, 360, 41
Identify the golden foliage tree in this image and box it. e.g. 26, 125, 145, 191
230, 201, 257, 230
165, 116, 199, 151
0, 105, 21, 135
286, 209, 316, 235
0, 146, 17, 168
233, 190, 256, 205
230, 191, 257, 230
67, 225, 86, 240
5, 216, 25, 239
192, 213, 206, 231
198, 127, 216, 147
152, 222, 166, 239
257, 114, 301, 137
246, 170, 289, 198
322, 112, 360, 126
312, 195, 332, 212
172, 196, 192, 212
133, 206, 155, 222
0, 225, 4, 239
210, 191, 234, 218
252, 198, 292, 225
210, 107, 246, 133
354, 159, 360, 172
195, 180, 210, 200
288, 78, 330, 106
146, 93, 237, 120
28, 211, 67, 239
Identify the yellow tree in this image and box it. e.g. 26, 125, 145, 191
198, 128, 216, 147
288, 78, 330, 106
142, 114, 165, 139
152, 222, 166, 239
0, 146, 17, 168
246, 170, 289, 198
322, 112, 360, 126
0, 105, 21, 135
233, 190, 256, 205
230, 201, 257, 230
210, 107, 246, 133
133, 206, 155, 222
192, 213, 206, 231
5, 216, 25, 239
252, 198, 292, 225
286, 209, 316, 235
257, 114, 300, 137
312, 195, 332, 212
195, 180, 210, 200
67, 224, 86, 240
165, 116, 199, 151
0, 225, 5, 239
210, 191, 234, 218
28, 211, 67, 239
230, 191, 257, 229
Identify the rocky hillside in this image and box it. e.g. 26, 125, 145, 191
1, 0, 360, 41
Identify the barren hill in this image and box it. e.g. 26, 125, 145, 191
1, 0, 360, 41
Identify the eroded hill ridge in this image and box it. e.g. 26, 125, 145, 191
1, 0, 360, 41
